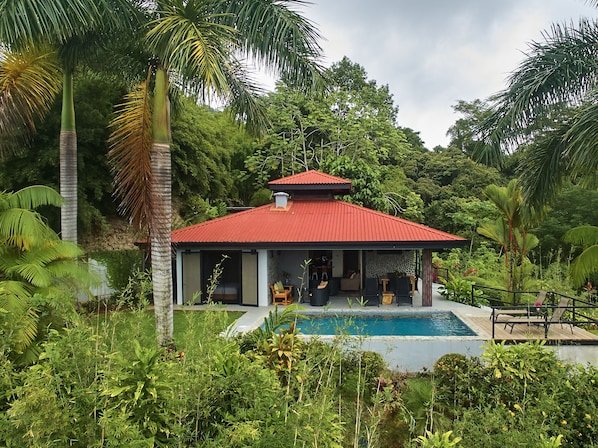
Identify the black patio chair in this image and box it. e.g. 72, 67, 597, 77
362, 277, 380, 306
394, 276, 412, 306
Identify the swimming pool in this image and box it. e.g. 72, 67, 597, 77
293, 312, 477, 336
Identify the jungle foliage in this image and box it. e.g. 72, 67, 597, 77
2, 302, 597, 447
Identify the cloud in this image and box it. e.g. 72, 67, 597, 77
292, 0, 597, 148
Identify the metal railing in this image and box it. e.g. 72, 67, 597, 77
479, 286, 598, 338
473, 285, 551, 308
432, 266, 448, 284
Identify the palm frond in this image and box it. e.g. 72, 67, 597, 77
564, 93, 598, 183
216, 0, 324, 89
477, 18, 598, 151
0, 281, 34, 304
221, 60, 269, 135
10, 259, 52, 289
514, 231, 540, 254
569, 245, 598, 286
10, 240, 82, 288
0, 45, 62, 157
518, 125, 570, 208
108, 79, 154, 230
563, 225, 598, 245
0, 284, 38, 356
483, 181, 521, 223
0, 0, 140, 46
0, 208, 58, 251
507, 19, 598, 128
8, 305, 39, 355
6, 185, 64, 210
45, 258, 91, 286
477, 219, 509, 249
0, 186, 62, 251
146, 2, 233, 94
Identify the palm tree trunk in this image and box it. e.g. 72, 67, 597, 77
151, 66, 174, 346
60, 70, 77, 244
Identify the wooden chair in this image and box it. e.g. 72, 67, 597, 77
270, 283, 293, 305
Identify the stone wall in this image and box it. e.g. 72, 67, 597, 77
365, 250, 416, 278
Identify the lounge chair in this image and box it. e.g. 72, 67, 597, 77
493, 290, 547, 321
535, 290, 547, 307
547, 297, 574, 333
497, 296, 572, 337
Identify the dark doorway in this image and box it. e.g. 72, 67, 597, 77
343, 250, 359, 275
201, 251, 241, 304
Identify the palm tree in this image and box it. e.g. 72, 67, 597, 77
475, 2, 598, 208
0, 0, 140, 244
0, 185, 89, 364
109, 0, 323, 346
563, 225, 598, 287
477, 180, 541, 290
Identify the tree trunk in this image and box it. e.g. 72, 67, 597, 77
60, 70, 77, 244
151, 67, 174, 346
150, 141, 173, 346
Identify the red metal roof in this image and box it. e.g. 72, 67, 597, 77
268, 170, 351, 187
171, 199, 467, 248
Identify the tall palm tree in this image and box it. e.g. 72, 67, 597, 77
0, 0, 140, 244
475, 2, 598, 208
109, 0, 323, 346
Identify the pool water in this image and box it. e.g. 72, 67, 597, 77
293, 312, 476, 336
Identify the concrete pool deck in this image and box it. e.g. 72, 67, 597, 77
184, 282, 598, 372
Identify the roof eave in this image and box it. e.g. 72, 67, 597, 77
172, 240, 469, 250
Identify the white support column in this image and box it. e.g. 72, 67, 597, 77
175, 250, 183, 305
258, 249, 269, 307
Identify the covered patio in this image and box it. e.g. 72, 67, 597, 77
172, 170, 468, 308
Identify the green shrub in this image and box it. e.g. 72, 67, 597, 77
438, 272, 484, 306
433, 353, 486, 411
90, 250, 144, 292
416, 430, 462, 447
340, 350, 387, 402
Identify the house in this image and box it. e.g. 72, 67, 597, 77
172, 170, 467, 307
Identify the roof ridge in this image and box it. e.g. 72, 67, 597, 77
268, 170, 350, 185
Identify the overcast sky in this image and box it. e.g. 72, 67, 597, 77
268, 0, 597, 149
